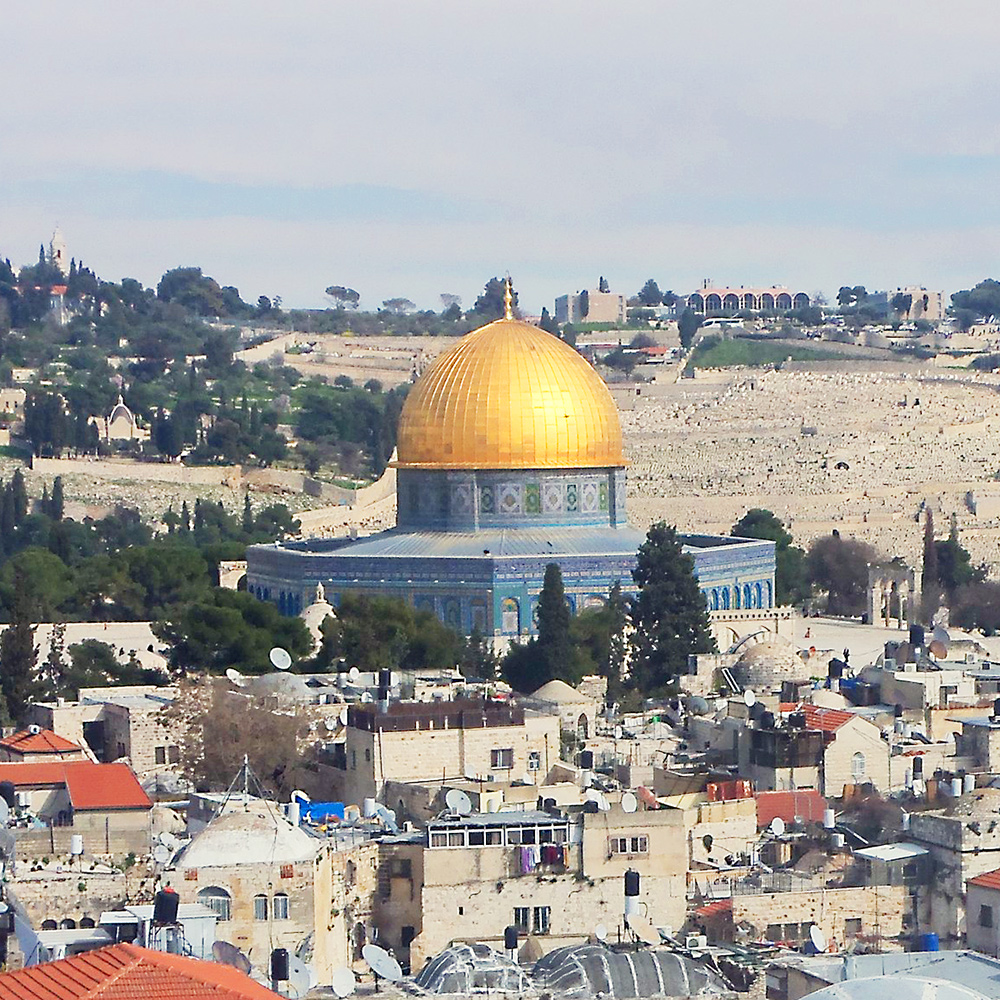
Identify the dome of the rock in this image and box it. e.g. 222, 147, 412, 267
395, 317, 625, 470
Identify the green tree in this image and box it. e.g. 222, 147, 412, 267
471, 277, 517, 322
534, 563, 575, 684
629, 523, 715, 693
0, 567, 40, 723
934, 536, 982, 594
731, 508, 807, 605
50, 476, 64, 521
806, 533, 879, 617
637, 279, 663, 307
325, 285, 360, 309
156, 267, 225, 316
677, 308, 702, 349
154, 589, 312, 675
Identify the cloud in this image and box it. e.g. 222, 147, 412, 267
4, 1, 1000, 308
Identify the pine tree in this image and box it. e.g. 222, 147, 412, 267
0, 567, 40, 723
10, 468, 27, 525
630, 522, 715, 693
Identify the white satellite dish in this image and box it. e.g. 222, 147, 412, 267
594, 924, 608, 942
809, 924, 827, 952
338, 707, 349, 725
348, 666, 361, 682
282, 955, 315, 998
445, 788, 473, 816
743, 688, 756, 708
152, 844, 170, 864
225, 667, 245, 687
770, 817, 786, 836
360, 691, 374, 703
621, 792, 638, 814
0, 799, 9, 826
159, 832, 179, 850
331, 968, 356, 998
270, 647, 292, 671
632, 918, 661, 946
362, 944, 403, 983
324, 717, 339, 732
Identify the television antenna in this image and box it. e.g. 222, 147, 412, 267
621, 791, 638, 814
269, 647, 292, 671
362, 944, 403, 983
445, 788, 473, 816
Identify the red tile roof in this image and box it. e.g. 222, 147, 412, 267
0, 942, 281, 1000
756, 789, 828, 829
0, 761, 150, 810
969, 868, 1000, 891
799, 704, 856, 732
0, 728, 83, 755
695, 898, 732, 918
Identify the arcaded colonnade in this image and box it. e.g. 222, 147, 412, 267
687, 287, 811, 314
867, 563, 920, 630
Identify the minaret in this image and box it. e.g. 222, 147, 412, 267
49, 227, 69, 277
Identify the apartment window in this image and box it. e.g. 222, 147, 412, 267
528, 751, 541, 771
851, 752, 866, 779
168, 745, 180, 764
844, 918, 862, 937
491, 748, 514, 769
351, 750, 357, 769
273, 893, 289, 920
981, 905, 994, 928
533, 906, 551, 934
155, 747, 166, 765
513, 907, 530, 933
609, 835, 649, 855
198, 886, 231, 922
254, 895, 268, 921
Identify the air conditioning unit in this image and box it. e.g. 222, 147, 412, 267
685, 934, 707, 950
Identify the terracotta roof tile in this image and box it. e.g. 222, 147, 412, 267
0, 761, 150, 810
0, 942, 281, 1000
756, 789, 829, 829
969, 868, 1000, 891
0, 728, 83, 755
799, 704, 855, 732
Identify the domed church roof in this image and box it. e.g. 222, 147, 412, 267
395, 315, 625, 471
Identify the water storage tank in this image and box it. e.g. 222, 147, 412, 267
70, 834, 84, 856
920, 932, 939, 951
624, 869, 640, 897
823, 809, 836, 829
965, 774, 977, 794
951, 777, 963, 797
831, 833, 845, 848
363, 798, 378, 818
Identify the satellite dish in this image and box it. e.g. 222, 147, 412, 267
339, 707, 349, 725
809, 924, 827, 952
743, 688, 756, 708
770, 817, 786, 836
445, 788, 473, 816
286, 955, 316, 998
225, 668, 245, 687
933, 625, 950, 645
331, 968, 356, 998
360, 691, 374, 703
152, 843, 170, 864
632, 918, 661, 946
324, 717, 338, 732
688, 696, 710, 716
594, 924, 608, 942
621, 792, 638, 814
213, 940, 252, 975
362, 944, 403, 983
270, 647, 292, 671
348, 666, 361, 682
928, 640, 947, 659
0, 799, 9, 826
159, 832, 179, 850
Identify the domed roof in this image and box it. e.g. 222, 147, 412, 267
395, 317, 625, 470
733, 639, 810, 689
531, 679, 592, 705
178, 803, 319, 867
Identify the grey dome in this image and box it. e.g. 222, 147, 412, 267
415, 943, 531, 994
733, 640, 809, 689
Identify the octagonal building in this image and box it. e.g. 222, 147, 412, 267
246, 310, 775, 639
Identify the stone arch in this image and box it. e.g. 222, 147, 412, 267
754, 581, 763, 608
776, 292, 792, 310
723, 293, 740, 312
689, 293, 705, 313
765, 580, 773, 608
706, 293, 722, 312
711, 588, 720, 611
722, 588, 731, 611
577, 713, 589, 740
197, 885, 232, 921
743, 584, 752, 609
793, 292, 810, 309
761, 292, 775, 310
734, 586, 741, 610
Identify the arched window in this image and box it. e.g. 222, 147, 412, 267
755, 582, 763, 609
743, 584, 752, 609
41, 919, 57, 930
734, 586, 741, 609
852, 752, 866, 779
60, 918, 76, 929
711, 589, 720, 611
273, 893, 289, 920
501, 598, 519, 634
722, 588, 730, 611
253, 894, 268, 921
80, 916, 95, 928
577, 713, 589, 741
765, 581, 773, 608
198, 886, 232, 921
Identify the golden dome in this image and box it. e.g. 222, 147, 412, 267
395, 317, 625, 470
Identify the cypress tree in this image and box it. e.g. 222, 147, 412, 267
536, 562, 573, 684
51, 476, 64, 521
10, 468, 27, 525
630, 522, 715, 693
0, 567, 40, 723
923, 508, 938, 586
242, 492, 254, 536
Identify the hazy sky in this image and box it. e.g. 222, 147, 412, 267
4, 2, 1000, 312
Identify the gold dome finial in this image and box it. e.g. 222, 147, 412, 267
504, 275, 513, 320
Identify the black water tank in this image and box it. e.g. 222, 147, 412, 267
504, 925, 519, 951
760, 711, 775, 729
543, 798, 557, 813
0, 782, 14, 808
913, 756, 923, 778
894, 703, 904, 718
788, 711, 806, 729
271, 948, 289, 982
828, 659, 845, 679
584, 800, 599, 813
624, 869, 640, 897
909, 624, 926, 649
153, 888, 179, 925
579, 750, 594, 769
